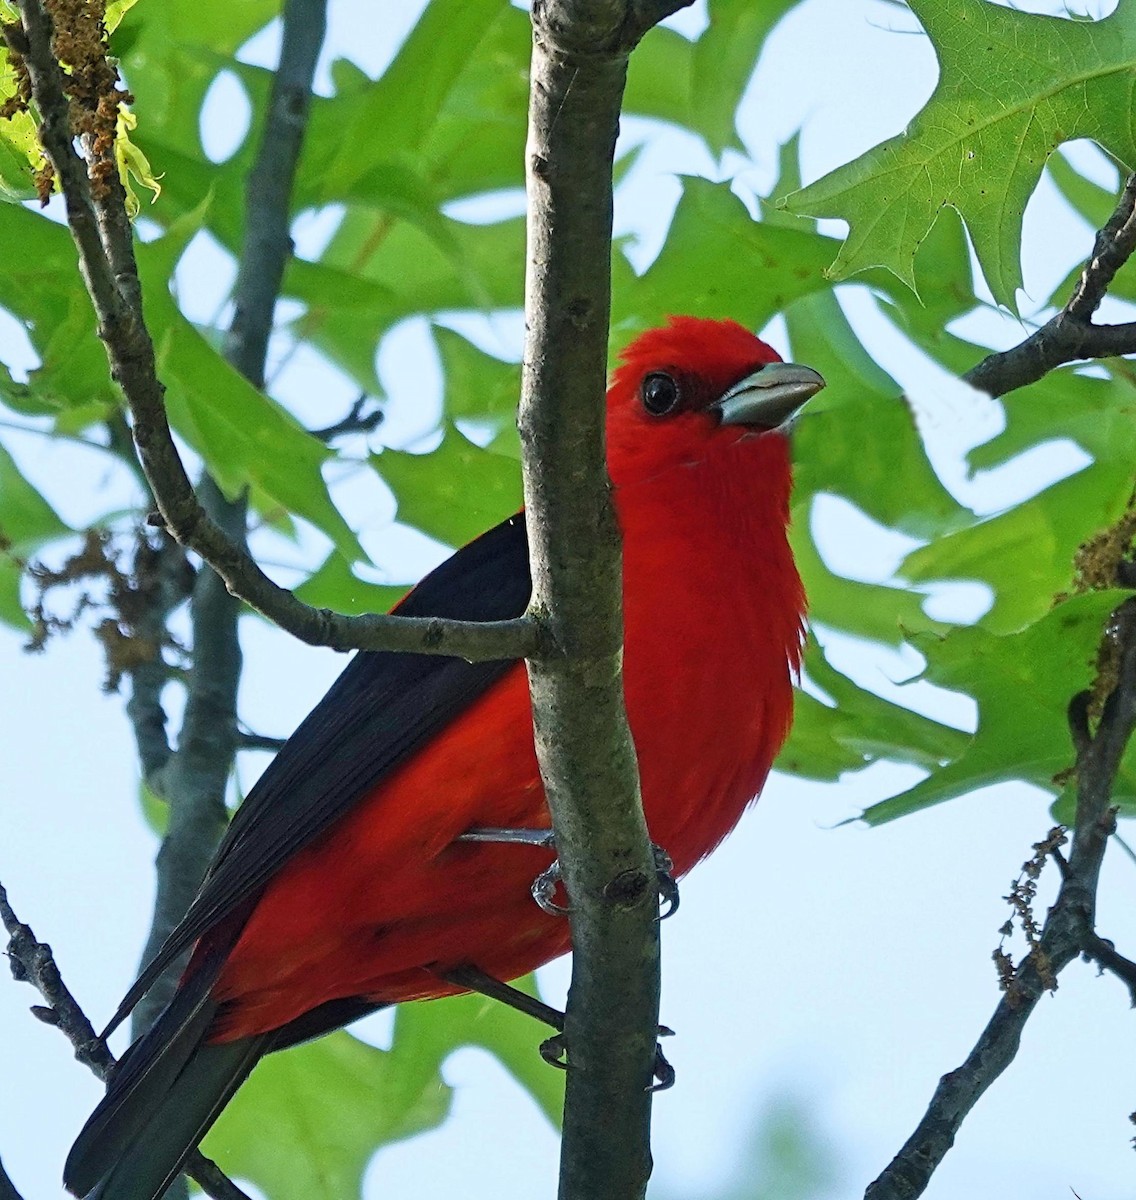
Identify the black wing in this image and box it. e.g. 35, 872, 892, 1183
105, 514, 530, 1035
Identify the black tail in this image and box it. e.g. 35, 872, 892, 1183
64, 960, 271, 1200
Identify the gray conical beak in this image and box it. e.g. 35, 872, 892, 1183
712, 362, 826, 429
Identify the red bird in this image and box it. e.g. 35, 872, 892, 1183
65, 316, 822, 1200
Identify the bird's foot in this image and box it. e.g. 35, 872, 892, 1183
542, 1031, 675, 1090
457, 827, 679, 920
439, 964, 677, 1089
653, 846, 679, 920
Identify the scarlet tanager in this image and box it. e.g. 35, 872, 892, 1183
65, 316, 823, 1200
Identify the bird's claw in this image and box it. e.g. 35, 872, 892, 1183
653, 845, 679, 920
539, 1033, 569, 1070
650, 1041, 676, 1091
537, 1028, 675, 1090
458, 827, 677, 921
532, 860, 570, 916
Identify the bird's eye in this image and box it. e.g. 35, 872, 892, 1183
641, 372, 681, 416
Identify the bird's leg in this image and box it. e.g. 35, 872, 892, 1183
456, 828, 679, 920
440, 963, 564, 1031
437, 963, 675, 1091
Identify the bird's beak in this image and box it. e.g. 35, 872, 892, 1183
712, 362, 826, 430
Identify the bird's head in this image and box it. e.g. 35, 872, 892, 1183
606, 316, 825, 488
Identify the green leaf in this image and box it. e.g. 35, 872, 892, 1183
0, 440, 70, 553
0, 205, 114, 413
0, 554, 29, 631
434, 325, 519, 428
105, 0, 140, 33
0, 0, 43, 201
1047, 146, 1117, 230
692, 0, 800, 154
1045, 151, 1136, 307
317, 0, 506, 184
625, 0, 798, 155
298, 212, 525, 394
375, 424, 521, 548
116, 0, 275, 155
204, 1032, 450, 1200
783, 0, 1136, 307
902, 458, 1134, 633
789, 515, 943, 649
617, 179, 841, 336
391, 983, 563, 1128
133, 222, 366, 562
966, 361, 1136, 475
157, 326, 363, 560
294, 552, 406, 617
205, 979, 563, 1200
861, 590, 1135, 823
784, 289, 974, 541
137, 778, 168, 837
778, 637, 966, 781
0, 440, 69, 632
0, 118, 38, 203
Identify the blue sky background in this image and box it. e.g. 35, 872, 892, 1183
3, 1, 1136, 1197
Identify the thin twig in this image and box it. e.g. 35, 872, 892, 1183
965, 175, 1136, 398
864, 599, 1136, 1200
311, 395, 384, 442
237, 731, 288, 753
0, 883, 251, 1200
1082, 932, 1136, 1006
4, 0, 537, 664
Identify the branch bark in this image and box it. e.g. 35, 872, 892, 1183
131, 478, 244, 1038
518, 4, 691, 1198
964, 174, 1136, 398
863, 599, 1136, 1200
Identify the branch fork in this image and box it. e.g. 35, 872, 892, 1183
966, 174, 1136, 398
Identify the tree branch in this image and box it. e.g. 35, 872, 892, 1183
131, 480, 244, 1039
310, 394, 383, 443
863, 598, 1136, 1200
518, 4, 691, 1198
123, 529, 193, 788
2, 0, 536, 664
1081, 931, 1136, 1006
221, 0, 323, 391
0, 883, 251, 1200
965, 174, 1136, 398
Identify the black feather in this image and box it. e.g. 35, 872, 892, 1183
103, 514, 530, 1037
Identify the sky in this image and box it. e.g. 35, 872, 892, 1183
3, 1, 1136, 1199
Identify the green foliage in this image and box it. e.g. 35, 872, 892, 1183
375, 424, 522, 548
2, 0, 1134, 1190
204, 1031, 449, 1200
0, 440, 69, 630
785, 0, 1136, 308
862, 590, 1136, 823
205, 985, 562, 1200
